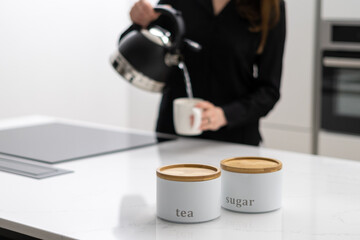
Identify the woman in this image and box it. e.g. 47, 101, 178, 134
127, 0, 286, 146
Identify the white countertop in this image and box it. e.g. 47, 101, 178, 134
1, 116, 360, 240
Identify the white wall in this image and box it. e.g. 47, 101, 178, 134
0, 0, 138, 127
127, 0, 162, 131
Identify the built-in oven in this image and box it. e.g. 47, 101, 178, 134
320, 20, 360, 136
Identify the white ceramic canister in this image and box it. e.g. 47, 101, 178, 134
220, 157, 283, 213
156, 164, 221, 223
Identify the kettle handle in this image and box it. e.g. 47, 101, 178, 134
153, 5, 185, 51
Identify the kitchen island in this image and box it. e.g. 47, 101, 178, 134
0, 116, 360, 240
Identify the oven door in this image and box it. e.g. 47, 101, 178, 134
321, 50, 360, 135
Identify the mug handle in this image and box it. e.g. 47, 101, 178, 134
191, 108, 202, 131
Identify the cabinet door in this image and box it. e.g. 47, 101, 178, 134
319, 131, 360, 161
322, 0, 360, 20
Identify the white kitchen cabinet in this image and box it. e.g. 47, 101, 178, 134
261, 123, 313, 153
322, 0, 360, 20
319, 131, 360, 161
260, 0, 318, 154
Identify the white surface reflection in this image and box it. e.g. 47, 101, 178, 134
115, 195, 156, 240
156, 209, 282, 240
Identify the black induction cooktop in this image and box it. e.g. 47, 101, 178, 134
0, 123, 176, 164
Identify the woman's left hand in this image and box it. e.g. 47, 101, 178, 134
195, 101, 227, 131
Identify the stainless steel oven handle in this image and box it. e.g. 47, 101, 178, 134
323, 57, 360, 69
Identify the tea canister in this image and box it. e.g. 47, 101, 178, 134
220, 157, 283, 213
156, 164, 221, 223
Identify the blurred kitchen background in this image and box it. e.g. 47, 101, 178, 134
0, 0, 359, 160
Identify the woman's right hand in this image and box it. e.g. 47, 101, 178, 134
130, 0, 160, 28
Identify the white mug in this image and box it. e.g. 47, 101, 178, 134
173, 98, 203, 136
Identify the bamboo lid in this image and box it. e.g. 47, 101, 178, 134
220, 157, 282, 174
157, 164, 221, 182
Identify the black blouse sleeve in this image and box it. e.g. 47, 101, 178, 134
222, 1, 286, 129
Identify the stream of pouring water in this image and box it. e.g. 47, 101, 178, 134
178, 61, 194, 99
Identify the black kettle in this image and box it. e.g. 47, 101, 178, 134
110, 5, 200, 93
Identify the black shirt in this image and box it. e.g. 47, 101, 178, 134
123, 0, 286, 146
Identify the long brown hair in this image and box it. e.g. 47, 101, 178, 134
235, 0, 281, 54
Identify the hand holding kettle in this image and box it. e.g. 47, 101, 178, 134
130, 0, 162, 28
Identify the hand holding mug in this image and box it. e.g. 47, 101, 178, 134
195, 101, 227, 131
